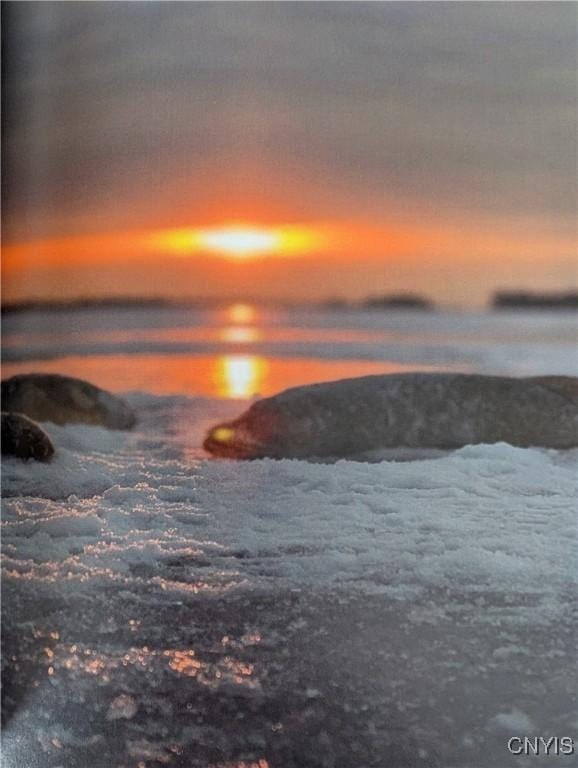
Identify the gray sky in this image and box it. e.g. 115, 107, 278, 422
3, 1, 577, 303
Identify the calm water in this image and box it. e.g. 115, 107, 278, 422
3, 303, 577, 398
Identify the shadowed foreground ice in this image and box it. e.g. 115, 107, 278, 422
2, 391, 577, 768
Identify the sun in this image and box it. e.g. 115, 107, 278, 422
148, 222, 325, 260
197, 227, 281, 259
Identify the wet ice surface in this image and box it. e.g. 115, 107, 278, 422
4, 306, 578, 395
2, 391, 577, 768
2, 307, 578, 767
4, 586, 576, 768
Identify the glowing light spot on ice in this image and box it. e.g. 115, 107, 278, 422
211, 426, 235, 444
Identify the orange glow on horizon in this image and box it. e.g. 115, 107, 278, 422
3, 213, 575, 307
3, 218, 571, 275
1, 222, 325, 275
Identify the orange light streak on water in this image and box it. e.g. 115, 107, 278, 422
1, 355, 456, 399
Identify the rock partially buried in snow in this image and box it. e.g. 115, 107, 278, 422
204, 373, 578, 459
1, 374, 136, 430
1, 412, 55, 462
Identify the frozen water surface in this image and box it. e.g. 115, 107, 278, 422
2, 307, 577, 767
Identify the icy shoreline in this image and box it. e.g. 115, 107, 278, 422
2, 390, 577, 766
3, 392, 576, 602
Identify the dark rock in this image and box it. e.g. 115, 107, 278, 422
205, 373, 578, 458
1, 374, 136, 429
1, 412, 55, 462
362, 294, 434, 310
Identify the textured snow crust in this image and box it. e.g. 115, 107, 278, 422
2, 391, 577, 768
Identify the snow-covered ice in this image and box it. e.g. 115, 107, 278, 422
2, 307, 577, 767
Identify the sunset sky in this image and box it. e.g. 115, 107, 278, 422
3, 1, 577, 306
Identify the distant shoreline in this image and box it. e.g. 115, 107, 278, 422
2, 290, 577, 315
1, 297, 193, 315
491, 291, 578, 311
2, 296, 440, 315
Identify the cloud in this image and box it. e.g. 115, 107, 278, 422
3, 1, 576, 240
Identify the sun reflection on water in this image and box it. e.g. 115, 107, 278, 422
227, 302, 257, 324
219, 326, 261, 344
46, 643, 260, 689
216, 355, 268, 398
165, 649, 203, 677
1, 296, 457, 398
